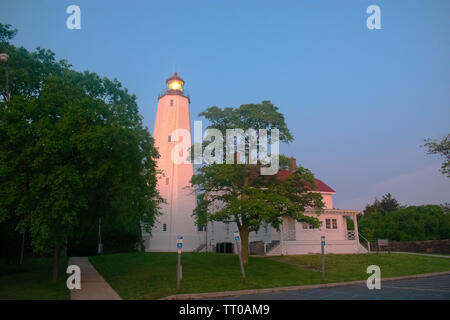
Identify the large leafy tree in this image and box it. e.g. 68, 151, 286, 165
362, 193, 402, 217
424, 134, 450, 178
191, 102, 323, 264
358, 205, 450, 241
0, 25, 161, 280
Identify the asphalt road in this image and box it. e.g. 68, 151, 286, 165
220, 274, 450, 300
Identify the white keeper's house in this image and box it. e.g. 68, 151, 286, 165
143, 73, 369, 255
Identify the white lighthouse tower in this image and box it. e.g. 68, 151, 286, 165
146, 73, 201, 252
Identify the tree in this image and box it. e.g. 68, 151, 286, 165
362, 193, 401, 217
424, 134, 450, 178
191, 102, 324, 264
358, 205, 450, 241
0, 24, 17, 43
0, 25, 162, 280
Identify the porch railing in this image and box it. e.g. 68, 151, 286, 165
358, 233, 371, 252
346, 230, 356, 240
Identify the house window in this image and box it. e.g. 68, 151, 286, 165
166, 177, 169, 184
197, 225, 205, 231
162, 223, 167, 232
170, 99, 174, 106
332, 219, 338, 229
168, 135, 171, 142
303, 222, 316, 229
325, 219, 331, 229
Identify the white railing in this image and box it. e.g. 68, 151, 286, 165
358, 233, 371, 252
347, 230, 356, 240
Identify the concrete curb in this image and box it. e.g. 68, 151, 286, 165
160, 270, 450, 300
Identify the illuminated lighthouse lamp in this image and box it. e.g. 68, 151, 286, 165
166, 72, 184, 92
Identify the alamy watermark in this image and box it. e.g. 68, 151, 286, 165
66, 5, 81, 30
169, 121, 280, 175
65, 4, 381, 31
366, 265, 381, 289
367, 5, 381, 30
66, 265, 81, 290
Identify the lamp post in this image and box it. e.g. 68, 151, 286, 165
98, 217, 103, 254
0, 53, 9, 101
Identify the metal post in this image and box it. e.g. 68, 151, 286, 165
177, 249, 181, 289
234, 230, 246, 284
98, 217, 103, 254
176, 236, 183, 289
5, 64, 9, 101
0, 53, 9, 102
237, 241, 246, 284
321, 235, 325, 279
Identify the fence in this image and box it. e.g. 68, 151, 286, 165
370, 239, 450, 254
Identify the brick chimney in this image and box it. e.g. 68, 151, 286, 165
289, 157, 296, 172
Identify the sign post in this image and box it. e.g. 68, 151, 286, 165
234, 230, 246, 284
321, 235, 326, 279
176, 236, 183, 289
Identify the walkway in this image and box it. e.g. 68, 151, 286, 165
68, 257, 121, 300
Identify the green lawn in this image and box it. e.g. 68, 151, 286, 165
89, 252, 450, 299
0, 257, 69, 300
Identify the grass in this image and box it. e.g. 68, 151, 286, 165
0, 257, 69, 300
89, 252, 450, 299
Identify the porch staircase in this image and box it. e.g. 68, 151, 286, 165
193, 243, 207, 252
265, 240, 281, 256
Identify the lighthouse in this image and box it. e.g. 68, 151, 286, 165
146, 73, 202, 252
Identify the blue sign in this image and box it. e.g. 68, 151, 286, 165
233, 230, 240, 241
177, 236, 183, 249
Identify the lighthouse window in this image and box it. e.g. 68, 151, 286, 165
332, 219, 338, 229
170, 99, 174, 106
168, 135, 171, 142
166, 177, 169, 184
162, 224, 167, 232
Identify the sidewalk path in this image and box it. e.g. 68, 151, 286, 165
68, 257, 121, 300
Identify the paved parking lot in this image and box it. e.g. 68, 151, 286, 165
221, 274, 450, 300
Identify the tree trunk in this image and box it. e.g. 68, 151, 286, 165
52, 244, 61, 283
19, 233, 25, 265
239, 227, 250, 265
239, 175, 250, 265
138, 223, 145, 252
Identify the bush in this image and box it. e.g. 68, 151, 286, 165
358, 205, 450, 241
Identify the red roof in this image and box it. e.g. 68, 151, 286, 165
166, 72, 184, 84
314, 179, 336, 193
276, 170, 335, 193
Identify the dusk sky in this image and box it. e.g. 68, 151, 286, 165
1, 0, 449, 210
